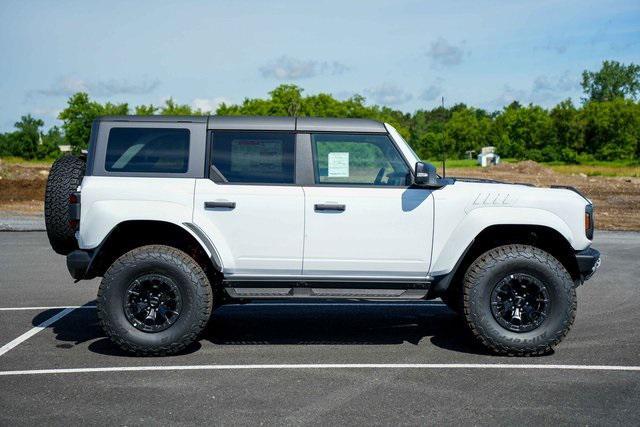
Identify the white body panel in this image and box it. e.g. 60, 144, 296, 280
78, 120, 593, 281
302, 186, 434, 278
78, 176, 202, 250
428, 181, 591, 275
193, 180, 305, 276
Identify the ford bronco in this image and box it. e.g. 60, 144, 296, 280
44, 116, 600, 356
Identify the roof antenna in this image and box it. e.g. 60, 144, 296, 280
441, 96, 446, 178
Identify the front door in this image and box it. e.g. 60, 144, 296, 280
194, 130, 304, 277
302, 133, 434, 279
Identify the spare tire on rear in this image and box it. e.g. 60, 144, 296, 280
44, 155, 86, 255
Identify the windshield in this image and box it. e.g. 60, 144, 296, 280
384, 123, 420, 164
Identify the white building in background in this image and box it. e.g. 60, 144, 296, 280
477, 146, 500, 167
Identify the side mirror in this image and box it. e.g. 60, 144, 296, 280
414, 162, 446, 188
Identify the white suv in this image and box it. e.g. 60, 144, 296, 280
44, 116, 600, 356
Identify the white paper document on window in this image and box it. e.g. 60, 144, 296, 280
328, 152, 349, 177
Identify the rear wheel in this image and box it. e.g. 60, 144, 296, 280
462, 244, 576, 356
97, 245, 213, 356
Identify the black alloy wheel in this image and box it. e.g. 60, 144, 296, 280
490, 273, 550, 333
124, 273, 183, 332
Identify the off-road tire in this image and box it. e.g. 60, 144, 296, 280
462, 244, 576, 356
97, 245, 214, 356
44, 155, 85, 255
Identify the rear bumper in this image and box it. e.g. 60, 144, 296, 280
66, 249, 94, 280
576, 247, 601, 281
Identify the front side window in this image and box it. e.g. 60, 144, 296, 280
211, 131, 295, 184
312, 133, 410, 186
105, 128, 190, 173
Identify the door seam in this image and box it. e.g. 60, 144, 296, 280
300, 186, 307, 276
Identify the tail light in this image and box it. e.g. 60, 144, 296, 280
69, 192, 81, 231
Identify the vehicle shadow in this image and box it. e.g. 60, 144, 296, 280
204, 301, 491, 355
31, 303, 202, 357
32, 301, 495, 357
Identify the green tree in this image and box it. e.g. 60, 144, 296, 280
58, 93, 128, 153
134, 104, 159, 115
58, 93, 102, 154
582, 98, 640, 160
36, 126, 63, 159
160, 98, 195, 115
491, 104, 556, 161
12, 115, 44, 159
550, 99, 583, 162
444, 107, 492, 159
581, 60, 640, 102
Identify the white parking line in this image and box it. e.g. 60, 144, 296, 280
0, 307, 77, 357
0, 363, 639, 376
0, 303, 445, 311
0, 306, 96, 311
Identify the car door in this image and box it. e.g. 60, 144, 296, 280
193, 130, 304, 277
302, 132, 434, 279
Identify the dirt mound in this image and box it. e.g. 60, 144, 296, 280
0, 160, 50, 180
0, 179, 45, 202
0, 160, 49, 203
494, 160, 555, 176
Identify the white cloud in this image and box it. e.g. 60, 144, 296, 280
530, 72, 580, 104
365, 83, 413, 106
427, 38, 465, 67
260, 56, 349, 80
34, 76, 160, 97
420, 79, 444, 101
191, 97, 230, 113
485, 85, 528, 110
32, 107, 62, 118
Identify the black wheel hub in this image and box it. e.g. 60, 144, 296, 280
490, 273, 550, 332
123, 274, 182, 333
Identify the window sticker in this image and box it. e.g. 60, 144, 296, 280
327, 152, 349, 177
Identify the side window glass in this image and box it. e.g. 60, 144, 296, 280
211, 131, 295, 184
105, 128, 190, 173
311, 134, 410, 186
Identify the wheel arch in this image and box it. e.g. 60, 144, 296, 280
430, 224, 581, 297
85, 220, 223, 281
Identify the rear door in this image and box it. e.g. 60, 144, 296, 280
193, 130, 304, 277
302, 133, 434, 279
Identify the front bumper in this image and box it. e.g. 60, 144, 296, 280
576, 247, 601, 281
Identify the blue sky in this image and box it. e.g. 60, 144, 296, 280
0, 0, 638, 131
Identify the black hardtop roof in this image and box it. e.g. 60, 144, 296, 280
97, 115, 386, 133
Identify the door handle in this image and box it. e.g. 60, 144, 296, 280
314, 203, 346, 212
205, 201, 236, 210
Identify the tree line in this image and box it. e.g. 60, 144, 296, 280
1, 60, 639, 163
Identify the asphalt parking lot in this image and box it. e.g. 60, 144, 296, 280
0, 231, 639, 425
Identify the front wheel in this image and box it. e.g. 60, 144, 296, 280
97, 245, 213, 356
462, 244, 576, 356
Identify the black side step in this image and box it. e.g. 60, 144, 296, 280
224, 287, 428, 300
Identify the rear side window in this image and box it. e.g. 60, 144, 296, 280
105, 128, 190, 173
210, 131, 295, 184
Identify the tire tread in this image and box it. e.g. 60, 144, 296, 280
97, 245, 213, 356
462, 244, 576, 356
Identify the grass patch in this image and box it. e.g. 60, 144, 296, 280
0, 156, 53, 167
548, 164, 640, 178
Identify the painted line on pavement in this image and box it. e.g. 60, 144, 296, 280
0, 307, 77, 357
1, 363, 639, 376
0, 306, 96, 311
0, 303, 446, 311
